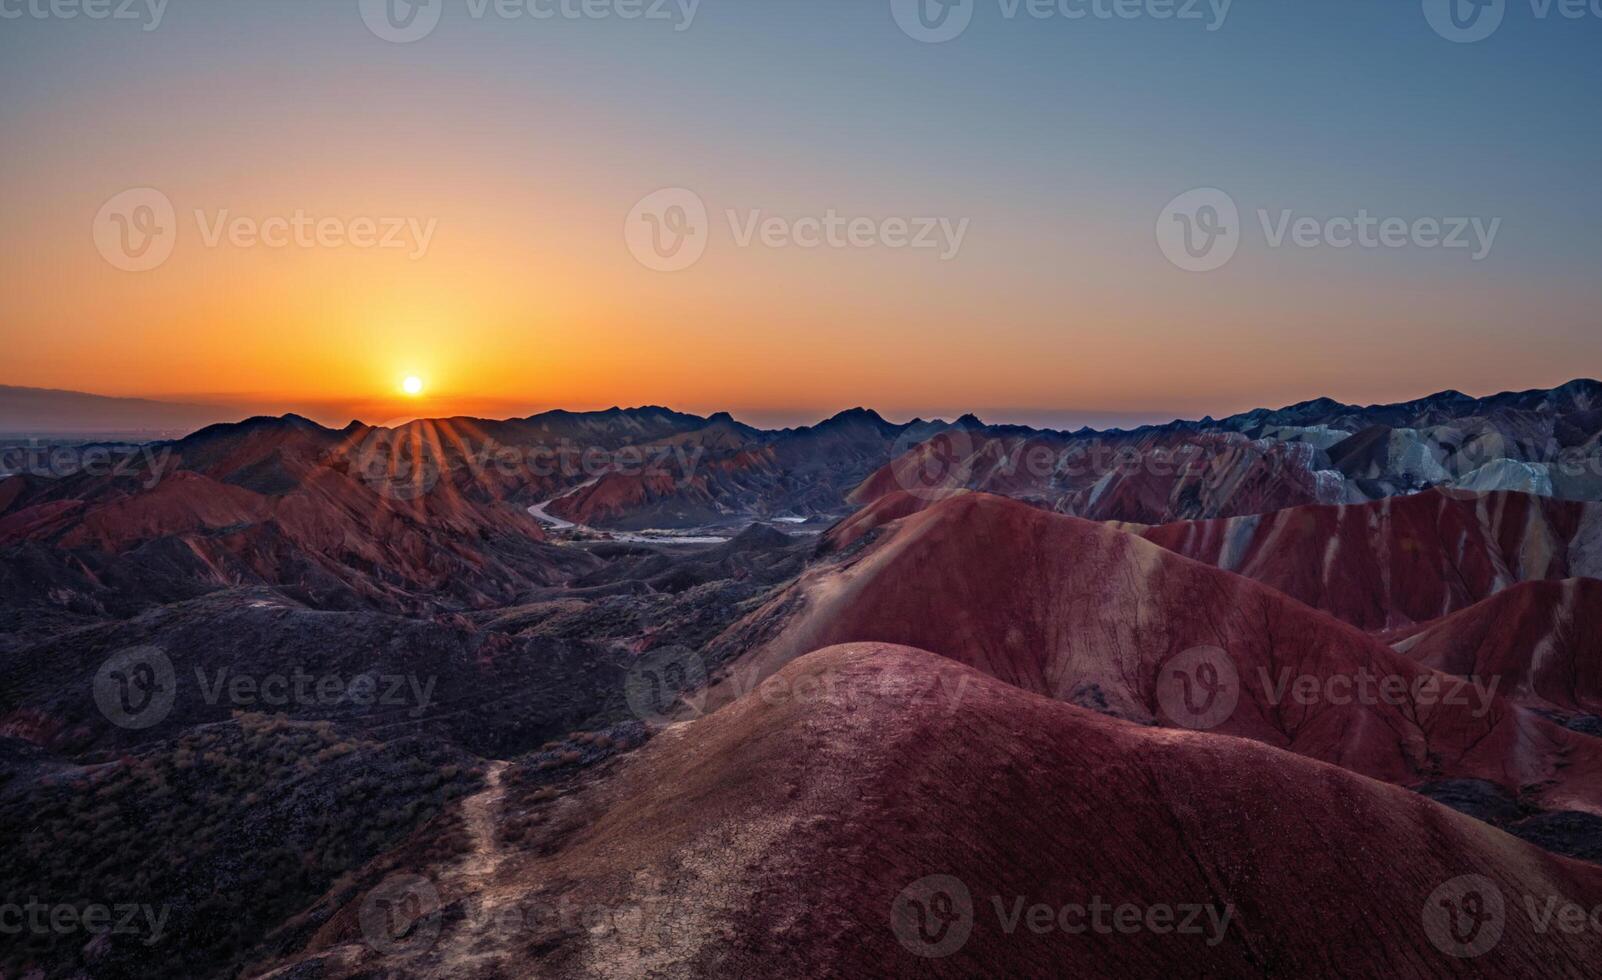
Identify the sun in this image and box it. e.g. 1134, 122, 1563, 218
401, 375, 424, 396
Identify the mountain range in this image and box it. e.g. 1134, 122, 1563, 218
5, 379, 1602, 977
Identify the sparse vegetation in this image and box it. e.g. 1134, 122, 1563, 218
0, 714, 482, 980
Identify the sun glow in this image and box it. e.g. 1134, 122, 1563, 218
402, 375, 424, 396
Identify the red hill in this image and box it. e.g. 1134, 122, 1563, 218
273, 645, 1602, 978
1393, 578, 1602, 715
1134, 489, 1602, 631
711, 493, 1602, 812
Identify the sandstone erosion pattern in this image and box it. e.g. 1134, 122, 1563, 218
5, 380, 1602, 978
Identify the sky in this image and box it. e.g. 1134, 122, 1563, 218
1, 0, 1599, 429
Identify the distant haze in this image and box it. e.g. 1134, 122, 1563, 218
0, 386, 238, 437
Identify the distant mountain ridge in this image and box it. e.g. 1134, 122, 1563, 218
0, 385, 234, 436
9, 378, 1600, 442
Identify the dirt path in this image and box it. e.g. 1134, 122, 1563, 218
426, 760, 525, 977
250, 759, 517, 980
450, 760, 510, 884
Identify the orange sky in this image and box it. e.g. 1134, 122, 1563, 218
3, 4, 1597, 430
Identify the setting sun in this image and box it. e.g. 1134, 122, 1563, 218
402, 376, 424, 397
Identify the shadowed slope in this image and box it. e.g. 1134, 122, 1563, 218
272, 645, 1602, 978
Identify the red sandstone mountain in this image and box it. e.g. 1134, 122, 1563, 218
709, 492, 1602, 812
1391, 577, 1602, 716
0, 416, 592, 614
1132, 489, 1602, 631
8, 389, 1602, 978
847, 428, 1351, 525
269, 645, 1602, 978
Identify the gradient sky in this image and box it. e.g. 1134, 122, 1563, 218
2, 0, 1599, 428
